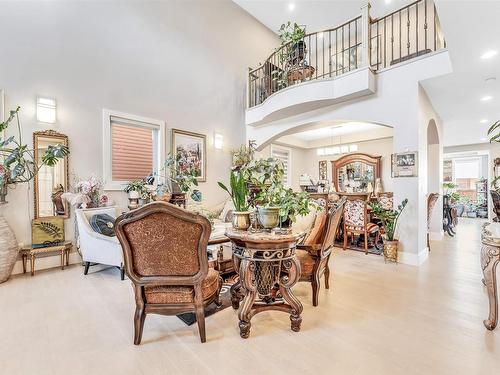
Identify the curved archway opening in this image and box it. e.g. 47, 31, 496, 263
426, 119, 442, 247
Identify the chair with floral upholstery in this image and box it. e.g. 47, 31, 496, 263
378, 194, 394, 210
115, 202, 222, 345
296, 198, 346, 306
343, 199, 380, 254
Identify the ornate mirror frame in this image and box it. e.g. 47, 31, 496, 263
331, 153, 381, 192
33, 130, 69, 219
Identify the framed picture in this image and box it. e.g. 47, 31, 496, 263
172, 129, 206, 182
392, 151, 418, 177
318, 160, 327, 180
32, 216, 65, 248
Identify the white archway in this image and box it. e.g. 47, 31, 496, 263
427, 119, 443, 243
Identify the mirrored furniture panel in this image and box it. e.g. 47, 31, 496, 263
331, 153, 381, 193
33, 130, 69, 219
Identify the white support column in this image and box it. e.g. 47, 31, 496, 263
360, 3, 371, 68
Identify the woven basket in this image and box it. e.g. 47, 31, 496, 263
0, 213, 19, 283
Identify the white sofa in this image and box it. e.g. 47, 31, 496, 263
75, 206, 124, 280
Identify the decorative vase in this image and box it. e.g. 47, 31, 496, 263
128, 190, 140, 199
256, 206, 280, 229
232, 211, 251, 230
383, 239, 398, 263
0, 208, 19, 283
374, 178, 383, 196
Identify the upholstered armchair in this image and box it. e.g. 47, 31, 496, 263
115, 202, 222, 345
75, 206, 125, 279
343, 199, 380, 254
296, 198, 346, 306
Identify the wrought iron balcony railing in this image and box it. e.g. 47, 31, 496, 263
248, 0, 445, 108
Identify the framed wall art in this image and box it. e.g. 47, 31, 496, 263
32, 216, 65, 248
391, 151, 418, 177
318, 160, 327, 180
172, 129, 206, 182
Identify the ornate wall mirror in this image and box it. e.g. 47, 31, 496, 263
331, 153, 381, 192
33, 130, 69, 219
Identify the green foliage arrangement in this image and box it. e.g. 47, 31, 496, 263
124, 179, 147, 194
218, 170, 249, 212
369, 199, 408, 241
277, 188, 314, 223
0, 107, 69, 187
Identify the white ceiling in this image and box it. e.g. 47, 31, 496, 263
288, 121, 386, 141
234, 0, 500, 147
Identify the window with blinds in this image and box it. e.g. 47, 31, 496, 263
110, 117, 158, 181
271, 145, 292, 187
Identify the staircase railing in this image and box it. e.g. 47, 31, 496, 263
247, 0, 445, 109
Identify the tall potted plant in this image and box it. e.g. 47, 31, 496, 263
244, 157, 285, 229
273, 22, 307, 89
369, 198, 408, 262
0, 107, 69, 282
218, 170, 251, 230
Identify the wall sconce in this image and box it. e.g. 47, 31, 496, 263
214, 133, 223, 150
36, 96, 56, 123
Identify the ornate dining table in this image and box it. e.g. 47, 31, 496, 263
225, 228, 304, 338
481, 222, 500, 330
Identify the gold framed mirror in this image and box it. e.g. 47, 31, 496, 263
33, 130, 69, 219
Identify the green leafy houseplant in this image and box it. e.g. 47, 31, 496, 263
369, 198, 408, 241
124, 179, 147, 195
0, 107, 69, 196
244, 157, 285, 207
218, 170, 249, 212
442, 182, 460, 203
272, 22, 307, 89
277, 187, 313, 225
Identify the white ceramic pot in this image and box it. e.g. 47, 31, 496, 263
128, 190, 140, 199
0, 211, 19, 283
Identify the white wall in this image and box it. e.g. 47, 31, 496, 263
0, 1, 278, 266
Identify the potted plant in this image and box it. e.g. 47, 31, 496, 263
487, 121, 500, 191
124, 179, 147, 199
467, 202, 478, 218
218, 170, 251, 230
369, 198, 408, 262
0, 107, 69, 283
277, 188, 313, 227
244, 157, 285, 229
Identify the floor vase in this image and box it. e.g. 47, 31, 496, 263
0, 214, 19, 283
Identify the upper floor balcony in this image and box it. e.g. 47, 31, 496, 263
246, 0, 446, 125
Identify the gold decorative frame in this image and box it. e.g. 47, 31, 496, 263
331, 153, 381, 192
33, 130, 69, 219
171, 128, 206, 182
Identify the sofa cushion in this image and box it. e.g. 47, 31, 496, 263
90, 214, 116, 237
144, 268, 220, 304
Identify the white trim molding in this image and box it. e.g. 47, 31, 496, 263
398, 247, 430, 266
102, 109, 165, 191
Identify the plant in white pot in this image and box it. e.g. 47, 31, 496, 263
218, 170, 251, 230
124, 179, 147, 199
0, 107, 69, 283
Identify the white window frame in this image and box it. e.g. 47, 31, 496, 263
271, 144, 292, 187
102, 109, 165, 191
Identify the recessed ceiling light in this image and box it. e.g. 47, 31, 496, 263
288, 3, 295, 11
385, 0, 392, 4
481, 95, 493, 101
480, 119, 489, 124
481, 50, 498, 59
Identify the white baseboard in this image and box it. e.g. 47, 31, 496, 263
398, 247, 429, 266
429, 230, 444, 241
11, 251, 82, 275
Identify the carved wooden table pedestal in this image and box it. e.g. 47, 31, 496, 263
225, 229, 303, 339
481, 222, 500, 330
